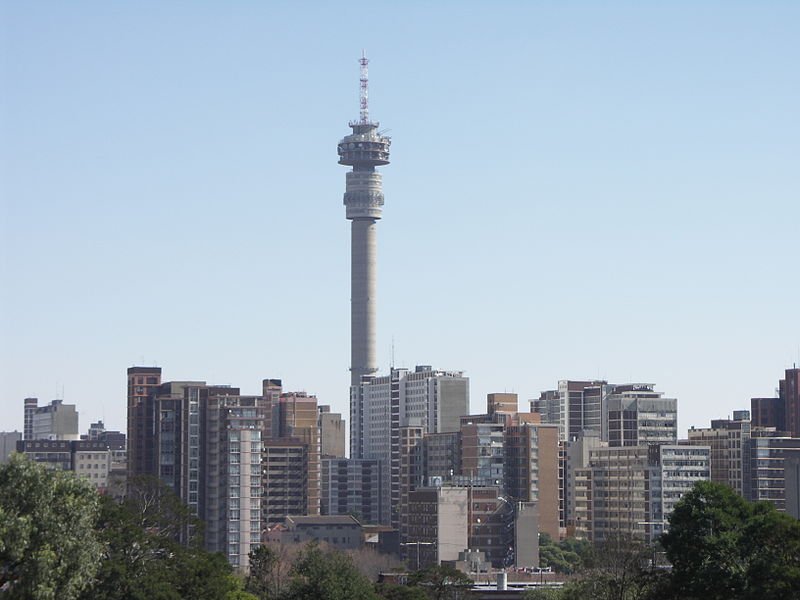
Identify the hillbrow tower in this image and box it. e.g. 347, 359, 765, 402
338, 54, 391, 391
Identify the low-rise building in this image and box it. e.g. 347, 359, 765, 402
266, 515, 363, 550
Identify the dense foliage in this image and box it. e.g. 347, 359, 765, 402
0, 458, 253, 600
661, 480, 800, 600
537, 533, 593, 574
0, 454, 103, 600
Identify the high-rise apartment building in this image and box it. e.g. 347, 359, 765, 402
564, 431, 605, 532
604, 384, 677, 447
352, 365, 469, 526
575, 444, 709, 543
686, 412, 752, 499
460, 416, 506, 488
272, 392, 321, 519
126, 368, 288, 569
23, 398, 79, 441
204, 392, 267, 569
23, 398, 37, 440
647, 445, 711, 541
781, 367, 800, 438
504, 421, 560, 539
751, 397, 786, 432
532, 380, 607, 442
749, 433, 800, 511
321, 457, 381, 524
263, 440, 314, 527
126, 366, 163, 477
750, 367, 800, 436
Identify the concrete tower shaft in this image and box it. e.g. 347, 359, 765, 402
338, 55, 391, 389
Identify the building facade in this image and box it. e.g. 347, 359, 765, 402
749, 434, 800, 511
686, 413, 751, 499
604, 384, 677, 447
321, 457, 382, 525
352, 366, 469, 527
23, 399, 79, 441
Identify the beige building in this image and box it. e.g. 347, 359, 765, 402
406, 486, 468, 569
29, 399, 79, 441
504, 421, 559, 540
686, 414, 751, 499
575, 444, 710, 543
318, 405, 346, 458
73, 441, 112, 490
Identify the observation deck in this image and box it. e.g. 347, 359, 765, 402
338, 122, 391, 167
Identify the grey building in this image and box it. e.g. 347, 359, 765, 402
532, 380, 607, 443
267, 515, 363, 551
749, 433, 800, 511
604, 384, 677, 447
24, 398, 37, 440
321, 457, 381, 525
785, 454, 800, 519
352, 365, 469, 526
0, 431, 22, 463
24, 399, 79, 441
686, 412, 751, 499
574, 444, 709, 543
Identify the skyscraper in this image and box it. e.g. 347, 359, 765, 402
338, 52, 391, 395
353, 366, 469, 526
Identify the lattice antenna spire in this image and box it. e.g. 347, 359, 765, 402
359, 50, 369, 124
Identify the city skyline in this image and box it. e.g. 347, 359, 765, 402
2, 3, 799, 438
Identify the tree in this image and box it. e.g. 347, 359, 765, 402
555, 533, 658, 600
81, 478, 251, 600
538, 533, 592, 574
660, 480, 800, 600
284, 542, 380, 600
0, 454, 104, 600
407, 565, 473, 600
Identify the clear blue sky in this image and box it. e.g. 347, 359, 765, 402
1, 2, 798, 439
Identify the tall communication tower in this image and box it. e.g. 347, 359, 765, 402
338, 53, 391, 457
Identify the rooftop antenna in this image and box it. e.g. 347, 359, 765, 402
359, 50, 369, 124
391, 336, 396, 370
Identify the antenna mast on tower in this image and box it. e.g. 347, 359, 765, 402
359, 50, 369, 124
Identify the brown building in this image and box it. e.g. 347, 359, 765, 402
752, 396, 786, 432
782, 368, 800, 438
269, 391, 322, 520
686, 413, 751, 499
126, 366, 162, 478
504, 422, 559, 540
263, 440, 316, 526
750, 367, 800, 437
488, 393, 519, 416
